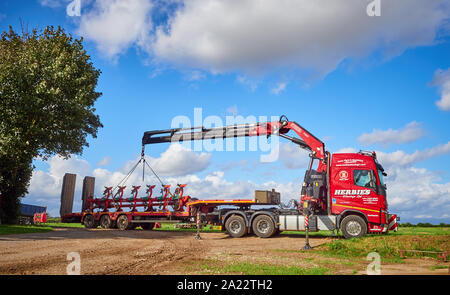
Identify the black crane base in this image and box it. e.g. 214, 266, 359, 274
302, 243, 312, 250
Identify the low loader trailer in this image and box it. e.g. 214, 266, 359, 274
62, 116, 398, 240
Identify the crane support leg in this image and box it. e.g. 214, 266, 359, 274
302, 212, 312, 250
195, 210, 202, 240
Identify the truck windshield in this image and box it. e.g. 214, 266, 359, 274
377, 170, 385, 186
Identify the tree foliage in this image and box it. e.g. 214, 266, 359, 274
0, 26, 103, 223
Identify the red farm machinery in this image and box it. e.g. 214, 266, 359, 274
61, 115, 398, 241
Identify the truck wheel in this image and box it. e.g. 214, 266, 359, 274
100, 214, 112, 229
141, 223, 155, 230
252, 215, 276, 238
341, 215, 367, 239
117, 214, 131, 230
225, 215, 247, 238
84, 214, 96, 229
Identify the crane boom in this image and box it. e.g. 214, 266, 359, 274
142, 116, 327, 165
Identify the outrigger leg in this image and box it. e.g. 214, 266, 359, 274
302, 210, 312, 250
195, 210, 202, 240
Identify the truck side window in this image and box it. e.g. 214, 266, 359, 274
354, 170, 375, 188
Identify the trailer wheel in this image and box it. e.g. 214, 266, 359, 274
341, 215, 367, 239
225, 215, 247, 238
252, 215, 276, 238
83, 214, 96, 229
100, 214, 112, 229
141, 223, 155, 230
117, 214, 131, 230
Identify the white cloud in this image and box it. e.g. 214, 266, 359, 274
337, 141, 450, 169
385, 167, 450, 221
97, 156, 111, 167
69, 0, 449, 81
77, 0, 153, 59
26, 155, 92, 216
47, 154, 91, 177
358, 121, 424, 146
377, 141, 450, 168
335, 147, 357, 153
161, 171, 301, 202
146, 143, 211, 176
430, 67, 450, 111
271, 82, 287, 95
150, 0, 449, 77
279, 143, 310, 169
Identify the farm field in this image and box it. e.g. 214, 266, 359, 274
0, 224, 448, 275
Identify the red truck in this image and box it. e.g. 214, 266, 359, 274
62, 116, 398, 239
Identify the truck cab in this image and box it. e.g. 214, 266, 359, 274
329, 151, 391, 235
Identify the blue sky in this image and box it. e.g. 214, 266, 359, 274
1, 0, 450, 223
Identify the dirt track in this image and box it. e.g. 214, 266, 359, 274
0, 228, 447, 275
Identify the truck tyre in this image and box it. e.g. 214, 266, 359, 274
141, 223, 155, 230
225, 215, 247, 238
100, 214, 112, 229
83, 214, 96, 229
117, 214, 132, 230
341, 215, 367, 239
252, 215, 276, 238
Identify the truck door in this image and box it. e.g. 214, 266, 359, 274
330, 167, 381, 224
351, 169, 381, 223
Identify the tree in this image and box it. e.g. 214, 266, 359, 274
0, 26, 103, 223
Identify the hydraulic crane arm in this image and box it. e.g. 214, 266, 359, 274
142, 116, 326, 163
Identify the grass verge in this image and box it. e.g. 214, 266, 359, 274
43, 222, 84, 228
316, 234, 449, 263
0, 224, 53, 235
429, 265, 448, 271
187, 259, 330, 275
393, 226, 450, 236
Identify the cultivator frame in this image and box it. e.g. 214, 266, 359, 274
85, 183, 192, 214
